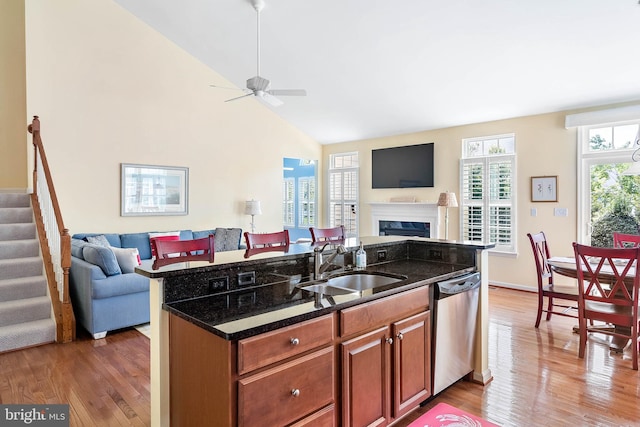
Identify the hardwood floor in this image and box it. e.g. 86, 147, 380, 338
1, 287, 639, 426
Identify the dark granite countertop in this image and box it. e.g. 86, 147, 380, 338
136, 235, 494, 279
164, 258, 476, 341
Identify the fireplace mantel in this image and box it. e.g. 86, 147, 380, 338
369, 202, 440, 239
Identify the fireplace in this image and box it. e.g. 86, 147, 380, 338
379, 220, 430, 237
369, 202, 440, 239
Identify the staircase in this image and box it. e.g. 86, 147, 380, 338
0, 193, 56, 352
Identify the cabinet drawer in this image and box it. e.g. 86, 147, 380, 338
340, 286, 429, 337
238, 314, 335, 374
238, 347, 335, 427
289, 404, 336, 427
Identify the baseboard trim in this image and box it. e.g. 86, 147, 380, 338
489, 281, 536, 293
0, 188, 28, 194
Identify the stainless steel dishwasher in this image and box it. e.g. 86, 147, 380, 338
432, 272, 481, 395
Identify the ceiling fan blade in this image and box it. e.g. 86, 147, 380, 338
210, 84, 245, 91
268, 89, 307, 97
259, 91, 284, 107
225, 92, 255, 102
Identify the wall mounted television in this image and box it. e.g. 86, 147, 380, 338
371, 142, 434, 189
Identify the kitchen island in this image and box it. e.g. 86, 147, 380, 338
136, 236, 495, 426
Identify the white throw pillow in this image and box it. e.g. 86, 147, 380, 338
110, 246, 141, 274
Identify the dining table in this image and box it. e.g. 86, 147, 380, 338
547, 255, 634, 352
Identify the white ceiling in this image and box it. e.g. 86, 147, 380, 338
114, 0, 640, 144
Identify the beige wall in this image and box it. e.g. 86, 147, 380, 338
23, 0, 321, 234
0, 0, 28, 189
323, 111, 579, 290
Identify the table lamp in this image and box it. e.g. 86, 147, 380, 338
244, 200, 262, 233
437, 192, 458, 240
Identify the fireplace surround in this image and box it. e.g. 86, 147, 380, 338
369, 202, 440, 239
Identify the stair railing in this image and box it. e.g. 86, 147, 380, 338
28, 116, 75, 343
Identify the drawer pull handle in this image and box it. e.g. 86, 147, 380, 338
397, 332, 404, 340
291, 389, 300, 397
386, 337, 393, 345
290, 338, 300, 346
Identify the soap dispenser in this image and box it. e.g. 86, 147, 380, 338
355, 241, 367, 270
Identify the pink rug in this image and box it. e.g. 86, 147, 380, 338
407, 403, 500, 427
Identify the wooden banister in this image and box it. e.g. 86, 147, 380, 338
28, 116, 75, 343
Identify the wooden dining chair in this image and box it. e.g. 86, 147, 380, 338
309, 225, 346, 244
527, 232, 579, 328
573, 243, 640, 370
613, 232, 640, 248
152, 235, 215, 270
243, 230, 290, 249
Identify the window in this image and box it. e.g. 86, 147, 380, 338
328, 152, 359, 238
298, 177, 316, 226
282, 178, 294, 227
577, 121, 640, 246
461, 134, 516, 253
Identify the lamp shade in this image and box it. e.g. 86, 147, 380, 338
437, 192, 458, 208
244, 200, 262, 216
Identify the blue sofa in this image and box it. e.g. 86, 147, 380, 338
69, 228, 243, 339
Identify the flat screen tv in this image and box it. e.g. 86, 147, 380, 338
372, 143, 434, 189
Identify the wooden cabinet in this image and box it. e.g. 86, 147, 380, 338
169, 285, 431, 427
339, 287, 431, 427
238, 347, 334, 427
169, 313, 336, 427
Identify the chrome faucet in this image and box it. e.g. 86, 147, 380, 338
314, 243, 347, 280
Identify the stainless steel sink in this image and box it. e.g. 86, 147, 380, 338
297, 271, 406, 297
325, 271, 406, 291
298, 283, 357, 296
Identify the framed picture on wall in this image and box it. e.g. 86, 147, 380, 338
121, 163, 189, 216
531, 176, 558, 202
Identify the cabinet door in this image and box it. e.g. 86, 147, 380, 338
392, 310, 431, 418
341, 326, 391, 427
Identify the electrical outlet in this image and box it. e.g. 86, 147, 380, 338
377, 250, 387, 262
209, 276, 229, 293
237, 271, 256, 286
429, 249, 443, 260
554, 207, 568, 217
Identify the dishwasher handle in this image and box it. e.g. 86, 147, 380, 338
437, 272, 481, 297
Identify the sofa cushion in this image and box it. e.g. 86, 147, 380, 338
91, 272, 149, 299
149, 231, 181, 258
110, 246, 141, 274
120, 232, 153, 260
214, 228, 243, 251
73, 233, 122, 248
82, 244, 122, 276
86, 234, 111, 247
71, 239, 89, 259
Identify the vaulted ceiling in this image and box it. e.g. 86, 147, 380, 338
115, 0, 640, 144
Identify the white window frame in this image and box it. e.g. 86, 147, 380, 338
328, 152, 359, 238
283, 178, 295, 227
298, 177, 316, 227
460, 134, 517, 254
576, 119, 640, 244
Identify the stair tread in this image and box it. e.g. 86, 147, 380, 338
0, 295, 50, 308
0, 318, 56, 353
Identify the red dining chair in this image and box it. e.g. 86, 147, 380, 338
527, 232, 579, 328
573, 243, 640, 370
309, 225, 346, 244
152, 235, 215, 270
244, 230, 290, 250
613, 232, 640, 248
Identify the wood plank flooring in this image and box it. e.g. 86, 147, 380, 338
1, 287, 639, 426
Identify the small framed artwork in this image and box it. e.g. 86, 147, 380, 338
121, 163, 189, 216
531, 176, 558, 202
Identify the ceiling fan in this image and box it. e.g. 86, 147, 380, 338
211, 0, 306, 107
